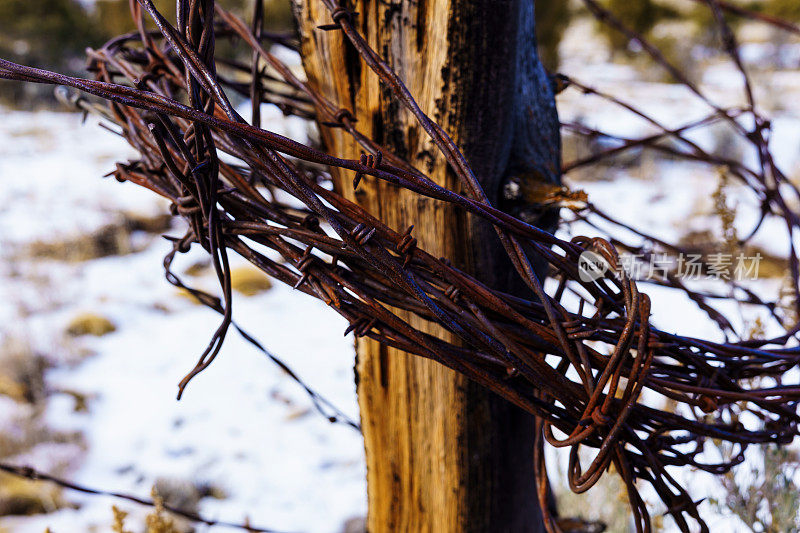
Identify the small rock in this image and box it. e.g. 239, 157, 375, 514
340, 516, 366, 533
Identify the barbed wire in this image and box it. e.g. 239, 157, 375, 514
1, 1, 800, 532
57, 85, 361, 433
162, 238, 362, 430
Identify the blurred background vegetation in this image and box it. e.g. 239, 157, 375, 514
2, 0, 799, 107
0, 0, 293, 108
536, 0, 800, 72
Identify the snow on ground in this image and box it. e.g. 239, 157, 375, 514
0, 109, 365, 532
551, 18, 800, 533
0, 110, 157, 246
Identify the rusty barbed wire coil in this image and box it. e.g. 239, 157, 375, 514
2, 1, 800, 531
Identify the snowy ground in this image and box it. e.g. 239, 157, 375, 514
551, 20, 800, 532
0, 110, 365, 532
1, 15, 800, 533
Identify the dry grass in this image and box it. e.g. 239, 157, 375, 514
21, 212, 171, 263
675, 169, 788, 279
713, 443, 800, 532
109, 480, 226, 533
182, 259, 210, 277
56, 388, 90, 413
230, 266, 273, 296
0, 337, 85, 519
677, 229, 788, 279
0, 338, 46, 404
0, 474, 69, 517
111, 506, 133, 533
144, 488, 179, 533
65, 312, 117, 337
554, 459, 659, 533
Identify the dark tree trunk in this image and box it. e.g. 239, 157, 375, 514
293, 1, 560, 530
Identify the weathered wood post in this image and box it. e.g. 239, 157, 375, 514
293, 1, 560, 530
